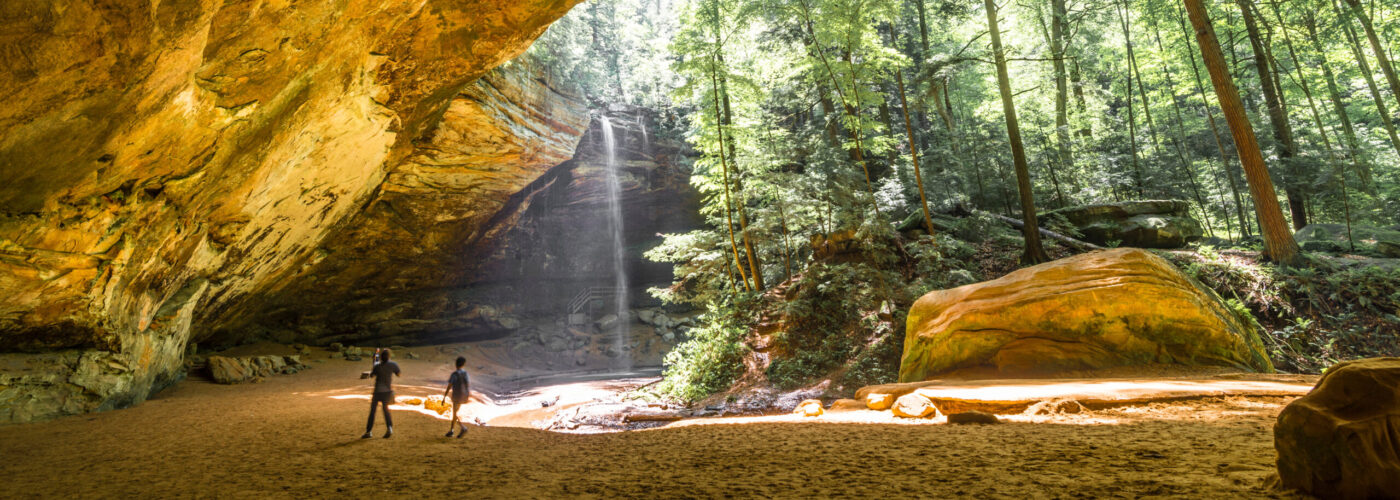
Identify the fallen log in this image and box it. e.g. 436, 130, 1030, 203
981, 211, 1104, 251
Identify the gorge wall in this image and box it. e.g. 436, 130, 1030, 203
0, 0, 586, 422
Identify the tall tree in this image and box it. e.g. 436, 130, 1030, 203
986, 0, 1049, 265
1303, 8, 1374, 193
1333, 0, 1400, 156
1238, 0, 1308, 229
1185, 0, 1303, 266
1341, 0, 1400, 113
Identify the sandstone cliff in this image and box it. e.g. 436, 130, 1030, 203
0, 0, 583, 422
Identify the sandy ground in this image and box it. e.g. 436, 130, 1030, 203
0, 351, 1314, 499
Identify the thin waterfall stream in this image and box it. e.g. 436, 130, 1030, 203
598, 116, 631, 372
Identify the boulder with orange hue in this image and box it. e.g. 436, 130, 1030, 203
1275, 357, 1400, 499
864, 392, 895, 411
891, 393, 940, 419
424, 395, 452, 415
899, 248, 1273, 382
793, 399, 824, 417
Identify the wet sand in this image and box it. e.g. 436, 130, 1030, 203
0, 354, 1310, 498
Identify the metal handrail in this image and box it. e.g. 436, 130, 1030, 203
568, 286, 627, 314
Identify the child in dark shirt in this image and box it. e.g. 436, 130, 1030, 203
442, 356, 470, 438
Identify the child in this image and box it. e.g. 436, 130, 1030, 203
442, 356, 470, 438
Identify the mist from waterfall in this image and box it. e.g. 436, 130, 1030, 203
599, 116, 631, 372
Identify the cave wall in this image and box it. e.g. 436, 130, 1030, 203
0, 0, 583, 422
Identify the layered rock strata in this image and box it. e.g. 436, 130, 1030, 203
898, 248, 1274, 382
0, 0, 582, 422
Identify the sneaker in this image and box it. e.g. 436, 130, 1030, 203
361, 432, 372, 439
457, 428, 466, 438
445, 431, 455, 437
383, 428, 393, 439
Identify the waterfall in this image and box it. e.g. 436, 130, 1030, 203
599, 116, 631, 372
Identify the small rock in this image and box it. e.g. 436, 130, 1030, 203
1026, 399, 1085, 415
864, 392, 895, 411
947, 411, 1000, 425
891, 393, 940, 419
424, 395, 451, 415
827, 399, 867, 412
793, 399, 824, 417
595, 314, 619, 330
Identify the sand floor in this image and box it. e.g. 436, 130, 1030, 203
0, 353, 1314, 499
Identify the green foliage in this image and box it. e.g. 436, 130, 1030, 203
655, 308, 750, 402
1169, 250, 1400, 373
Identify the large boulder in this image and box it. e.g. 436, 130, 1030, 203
1275, 358, 1400, 499
1296, 224, 1400, 256
899, 248, 1273, 382
1045, 200, 1203, 248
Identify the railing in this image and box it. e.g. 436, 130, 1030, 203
567, 287, 627, 315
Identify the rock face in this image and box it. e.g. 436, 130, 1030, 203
1295, 224, 1400, 256
1045, 200, 1203, 248
218, 61, 593, 346
899, 248, 1274, 382
0, 0, 584, 422
1275, 357, 1400, 499
461, 110, 702, 320
207, 355, 307, 384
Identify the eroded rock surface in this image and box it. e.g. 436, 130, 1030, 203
1275, 357, 1400, 499
898, 248, 1273, 382
1045, 200, 1203, 248
0, 0, 583, 422
207, 355, 307, 384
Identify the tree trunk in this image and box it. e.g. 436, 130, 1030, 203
1238, 0, 1308, 229
1272, 2, 1358, 248
896, 68, 935, 237
1175, 2, 1252, 238
1342, 0, 1400, 113
711, 66, 751, 292
1304, 10, 1374, 193
1050, 0, 1074, 184
707, 6, 752, 292
1184, 0, 1303, 266
1334, 0, 1400, 156
714, 18, 763, 291
986, 0, 1050, 265
1071, 56, 1092, 138
1151, 20, 1216, 238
